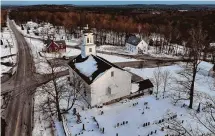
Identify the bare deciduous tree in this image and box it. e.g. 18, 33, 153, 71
37, 59, 85, 121
171, 68, 193, 105
153, 67, 162, 99
164, 95, 215, 136
161, 70, 172, 98
179, 22, 207, 109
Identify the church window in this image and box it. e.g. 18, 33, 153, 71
106, 87, 111, 95
89, 48, 92, 52
111, 71, 114, 77
87, 37, 89, 43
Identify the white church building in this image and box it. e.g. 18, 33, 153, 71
125, 35, 148, 54
68, 27, 153, 107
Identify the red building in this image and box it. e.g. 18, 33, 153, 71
46, 40, 66, 53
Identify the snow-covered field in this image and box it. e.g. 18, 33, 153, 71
60, 64, 214, 136
97, 53, 138, 63
97, 45, 134, 55
32, 63, 215, 136
0, 26, 18, 77
97, 45, 182, 59
41, 47, 139, 63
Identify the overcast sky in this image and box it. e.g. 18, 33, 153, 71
2, 1, 215, 6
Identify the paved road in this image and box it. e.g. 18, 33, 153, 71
1, 20, 69, 134
1, 21, 69, 134
2, 20, 36, 136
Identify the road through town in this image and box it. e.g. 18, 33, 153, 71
1, 20, 69, 136
2, 20, 36, 136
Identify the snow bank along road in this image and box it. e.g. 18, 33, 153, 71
1, 20, 36, 136
1, 20, 69, 136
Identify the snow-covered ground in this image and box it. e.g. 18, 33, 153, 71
25, 37, 68, 74
126, 64, 215, 97
97, 45, 182, 59
147, 46, 181, 59
97, 45, 134, 55
97, 53, 138, 63
0, 26, 18, 77
62, 64, 214, 136
41, 47, 139, 63
14, 21, 79, 44
1, 27, 17, 57
32, 63, 215, 136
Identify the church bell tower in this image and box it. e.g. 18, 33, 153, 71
81, 24, 96, 58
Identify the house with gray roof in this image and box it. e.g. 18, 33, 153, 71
125, 35, 148, 54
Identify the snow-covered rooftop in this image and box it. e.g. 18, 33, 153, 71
198, 61, 214, 71
68, 54, 127, 84
75, 56, 98, 78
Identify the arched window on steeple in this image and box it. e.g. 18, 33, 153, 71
87, 37, 89, 43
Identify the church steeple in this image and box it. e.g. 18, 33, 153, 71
81, 24, 96, 58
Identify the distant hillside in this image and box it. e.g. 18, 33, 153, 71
2, 4, 215, 11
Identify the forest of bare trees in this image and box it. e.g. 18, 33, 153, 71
7, 6, 215, 45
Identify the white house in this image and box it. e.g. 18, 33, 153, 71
125, 35, 148, 54
198, 61, 215, 77
68, 27, 154, 107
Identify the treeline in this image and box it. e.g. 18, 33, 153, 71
9, 6, 215, 45
1, 10, 7, 28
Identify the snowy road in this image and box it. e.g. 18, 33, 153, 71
1, 20, 69, 136
1, 20, 36, 136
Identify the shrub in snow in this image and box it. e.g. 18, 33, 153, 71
154, 130, 157, 133
161, 127, 164, 131
76, 113, 81, 124
116, 133, 118, 136
1, 40, 3, 45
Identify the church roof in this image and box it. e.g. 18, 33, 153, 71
68, 54, 127, 85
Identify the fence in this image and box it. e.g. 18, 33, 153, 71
61, 114, 72, 136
